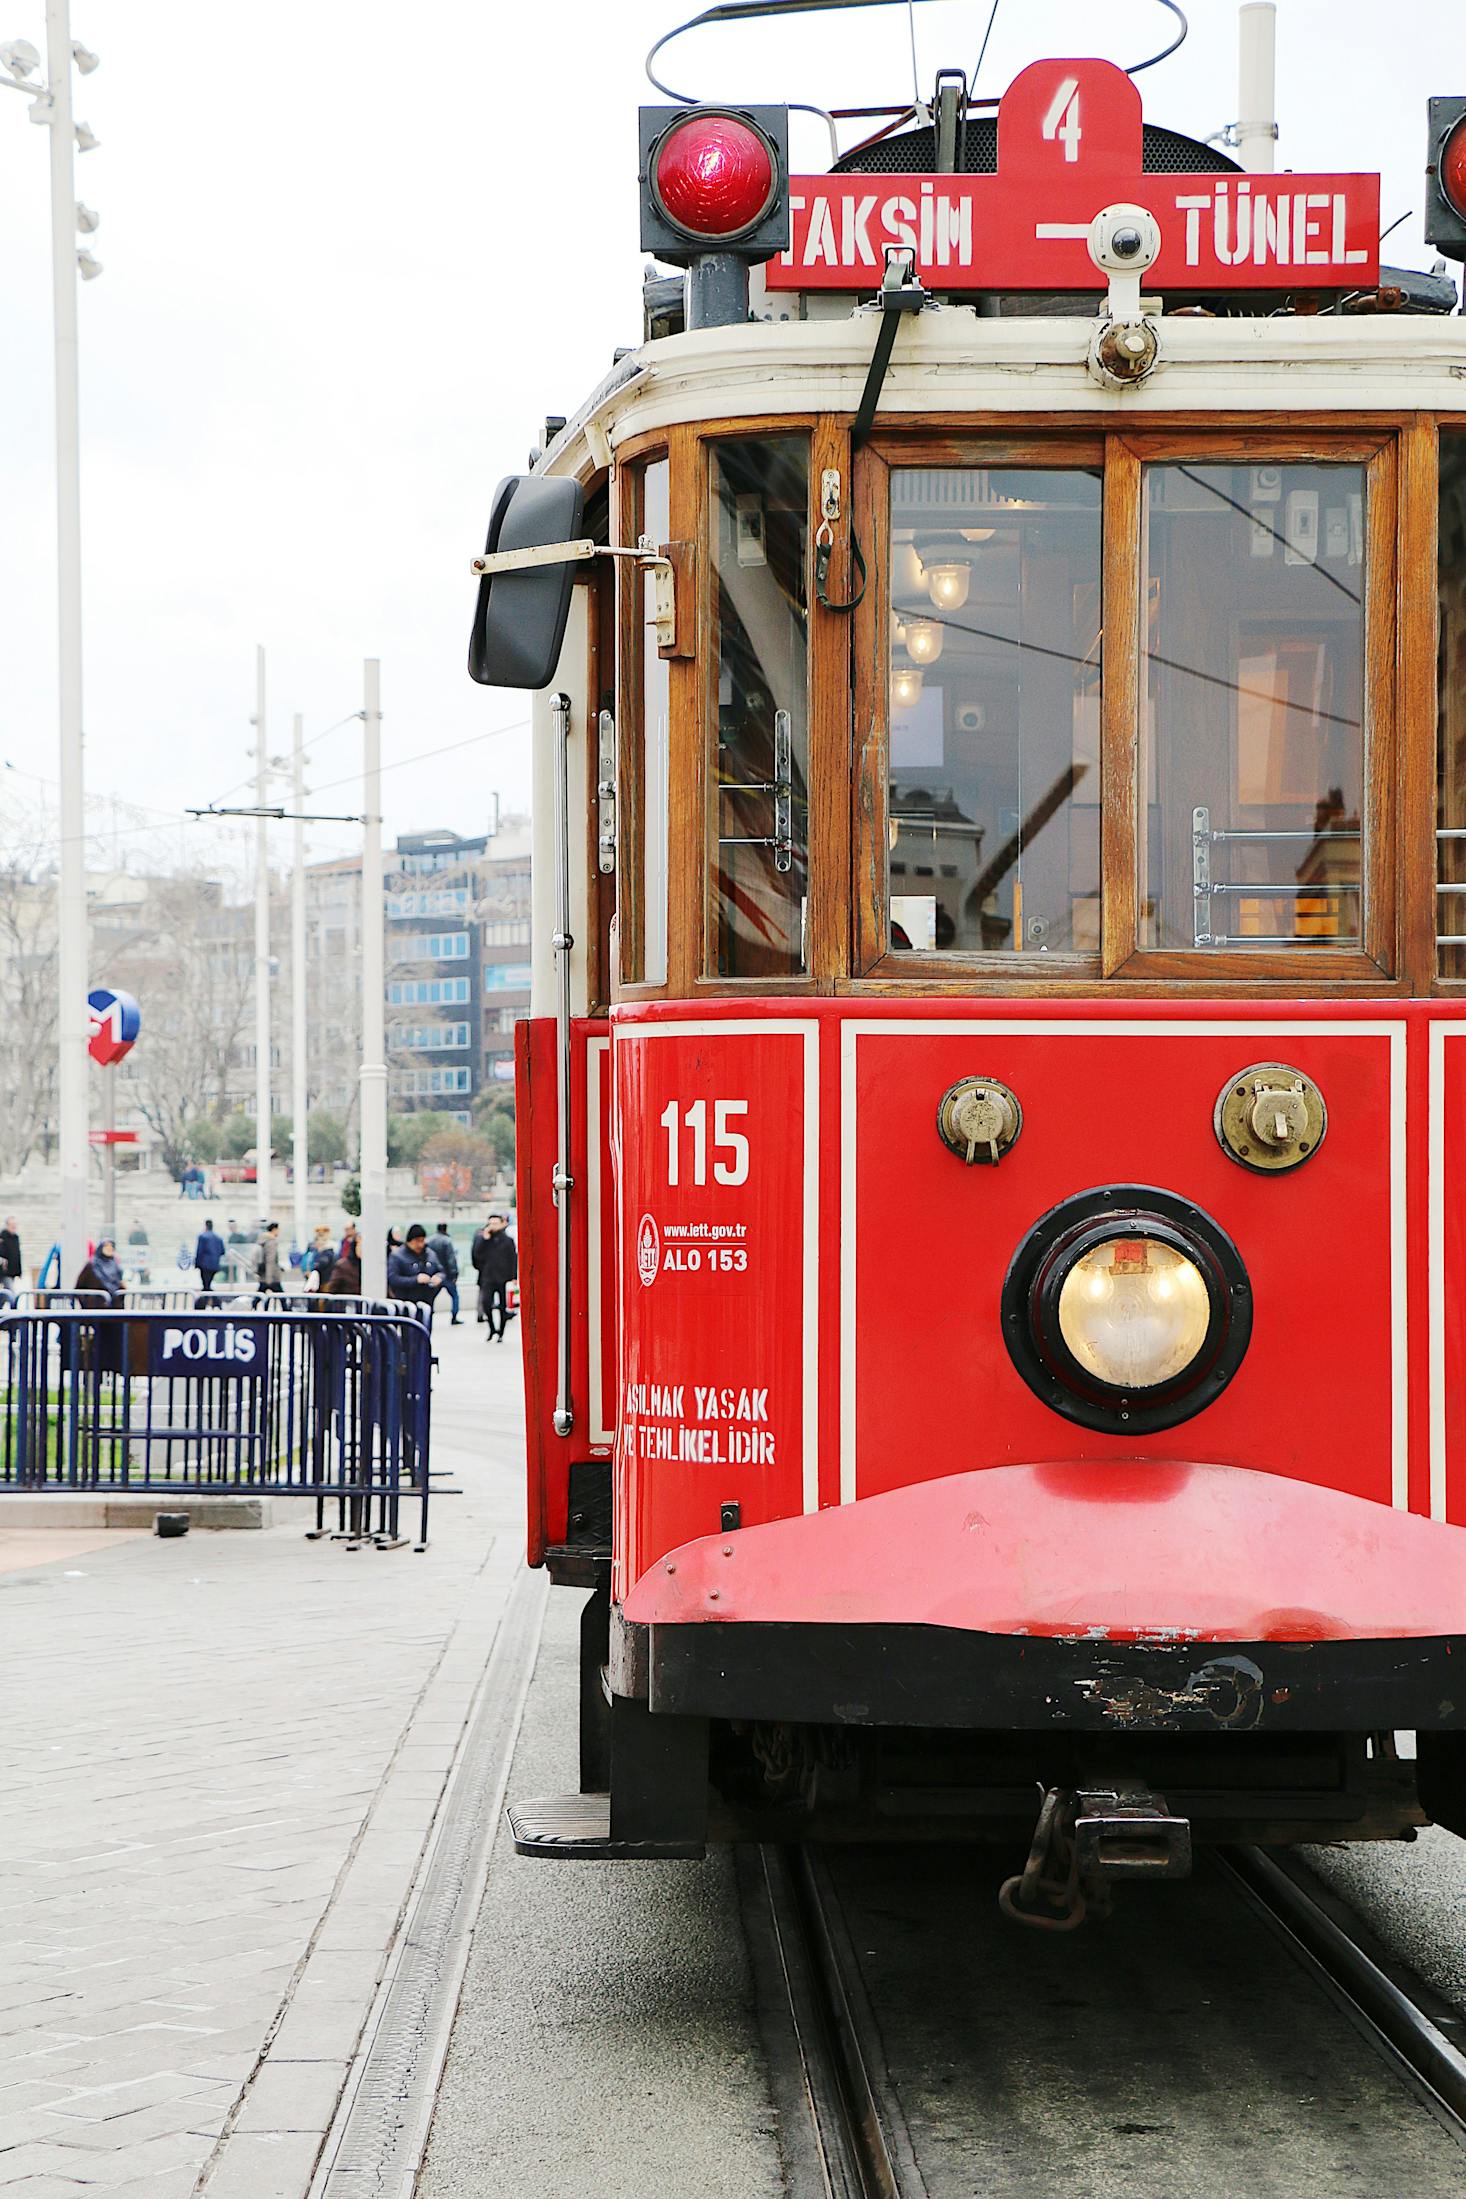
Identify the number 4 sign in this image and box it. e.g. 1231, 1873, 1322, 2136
1042, 74, 1082, 163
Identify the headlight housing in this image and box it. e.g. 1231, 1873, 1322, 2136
1001, 1186, 1251, 1434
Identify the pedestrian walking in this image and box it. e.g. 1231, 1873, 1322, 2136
254, 1220, 284, 1301
0, 1216, 21, 1290
473, 1213, 517, 1341
469, 1216, 489, 1320
194, 1218, 225, 1295
388, 1224, 444, 1313
426, 1222, 461, 1325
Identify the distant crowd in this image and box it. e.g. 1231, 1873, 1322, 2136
0, 1209, 518, 1337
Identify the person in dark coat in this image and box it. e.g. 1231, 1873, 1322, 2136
474, 1214, 517, 1341
0, 1217, 21, 1288
388, 1224, 443, 1313
194, 1218, 225, 1294
426, 1223, 461, 1325
323, 1225, 362, 1296
76, 1239, 125, 1305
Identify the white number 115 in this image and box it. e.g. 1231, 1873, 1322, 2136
660, 1099, 750, 1186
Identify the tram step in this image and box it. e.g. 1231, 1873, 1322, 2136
507, 1792, 704, 1861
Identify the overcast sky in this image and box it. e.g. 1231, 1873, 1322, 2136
0, 0, 1458, 880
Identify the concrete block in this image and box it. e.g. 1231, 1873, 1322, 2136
0, 1492, 272, 1530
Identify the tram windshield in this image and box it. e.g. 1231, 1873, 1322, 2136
1140, 461, 1366, 952
888, 467, 1102, 956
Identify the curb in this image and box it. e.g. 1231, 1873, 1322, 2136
0, 1492, 273, 1530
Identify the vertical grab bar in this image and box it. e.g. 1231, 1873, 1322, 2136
551, 692, 575, 1438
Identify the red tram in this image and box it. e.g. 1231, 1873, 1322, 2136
468, 6, 1466, 1918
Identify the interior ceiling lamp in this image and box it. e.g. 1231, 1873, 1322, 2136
903, 617, 943, 666
924, 560, 970, 612
891, 659, 924, 709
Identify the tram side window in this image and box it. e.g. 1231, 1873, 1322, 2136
624, 457, 670, 987
710, 437, 809, 978
888, 468, 1101, 956
1138, 463, 1366, 953
1439, 440, 1466, 979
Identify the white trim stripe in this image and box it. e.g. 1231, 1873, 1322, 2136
1429, 1023, 1450, 1522
1389, 1025, 1409, 1511
616, 1019, 821, 1514
586, 1038, 612, 1449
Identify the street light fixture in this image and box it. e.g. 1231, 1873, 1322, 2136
0, 2, 103, 1281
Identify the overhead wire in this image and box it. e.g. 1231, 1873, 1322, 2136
971, 0, 1001, 93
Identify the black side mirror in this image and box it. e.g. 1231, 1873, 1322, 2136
467, 474, 586, 690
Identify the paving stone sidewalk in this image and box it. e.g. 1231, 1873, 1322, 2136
0, 1315, 523, 2198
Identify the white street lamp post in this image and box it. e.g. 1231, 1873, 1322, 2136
291, 712, 308, 1265
2, 3, 102, 1281
359, 661, 387, 1302
253, 646, 273, 1225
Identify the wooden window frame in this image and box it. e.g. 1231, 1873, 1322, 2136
850, 426, 1402, 992
852, 433, 1108, 985
697, 423, 822, 993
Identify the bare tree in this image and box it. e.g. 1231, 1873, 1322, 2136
0, 859, 59, 1172
97, 874, 255, 1182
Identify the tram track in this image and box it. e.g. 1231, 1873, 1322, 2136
741, 1839, 1466, 2196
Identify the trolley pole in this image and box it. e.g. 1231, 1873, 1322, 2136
1238, 3, 1277, 173
291, 712, 308, 1264
253, 646, 273, 1224
46, 0, 89, 1285
359, 660, 387, 1301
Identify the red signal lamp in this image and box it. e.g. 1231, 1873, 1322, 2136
652, 109, 778, 241
1443, 115, 1466, 219
1427, 95, 1466, 262
639, 103, 789, 270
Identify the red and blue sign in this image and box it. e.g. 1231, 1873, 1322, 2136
87, 986, 140, 1067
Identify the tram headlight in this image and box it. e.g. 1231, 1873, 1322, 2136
1056, 1238, 1211, 1390
1001, 1188, 1252, 1434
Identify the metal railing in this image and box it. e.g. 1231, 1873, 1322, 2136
0, 1304, 434, 1548
1192, 807, 1362, 948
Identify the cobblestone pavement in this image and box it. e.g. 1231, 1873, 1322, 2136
0, 1313, 520, 2198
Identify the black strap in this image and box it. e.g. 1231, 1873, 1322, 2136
816, 526, 866, 613
816, 260, 924, 616
851, 303, 906, 453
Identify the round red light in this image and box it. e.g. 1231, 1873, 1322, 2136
1443, 118, 1466, 220
653, 110, 776, 242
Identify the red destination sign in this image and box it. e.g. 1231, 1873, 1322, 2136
766, 57, 1380, 292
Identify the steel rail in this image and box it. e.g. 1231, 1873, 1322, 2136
1218, 1846, 1466, 2136
750, 1845, 927, 2198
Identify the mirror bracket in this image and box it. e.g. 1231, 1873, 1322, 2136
468, 537, 677, 647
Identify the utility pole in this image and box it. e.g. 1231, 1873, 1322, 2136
291, 712, 308, 1264
253, 646, 272, 1224
47, 0, 89, 1284
359, 660, 387, 1301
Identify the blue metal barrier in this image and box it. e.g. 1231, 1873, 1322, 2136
0, 1304, 435, 1548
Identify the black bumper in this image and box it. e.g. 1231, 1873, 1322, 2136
617, 1614, 1466, 1735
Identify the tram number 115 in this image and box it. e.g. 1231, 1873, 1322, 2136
660, 1100, 750, 1187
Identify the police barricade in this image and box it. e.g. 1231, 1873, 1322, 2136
0, 1304, 434, 1548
